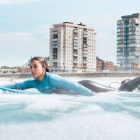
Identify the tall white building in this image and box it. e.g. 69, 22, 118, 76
49, 22, 96, 72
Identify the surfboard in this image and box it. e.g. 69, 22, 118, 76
0, 87, 44, 95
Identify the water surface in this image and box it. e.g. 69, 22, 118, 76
0, 79, 140, 140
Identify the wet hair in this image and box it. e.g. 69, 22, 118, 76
30, 57, 50, 72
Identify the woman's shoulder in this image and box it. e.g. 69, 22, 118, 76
22, 78, 37, 87
23, 78, 37, 84
46, 72, 64, 83
46, 72, 62, 78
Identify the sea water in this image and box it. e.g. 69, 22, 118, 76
0, 79, 140, 140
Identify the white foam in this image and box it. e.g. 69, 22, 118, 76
0, 79, 140, 140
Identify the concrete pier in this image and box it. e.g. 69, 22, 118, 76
0, 72, 140, 79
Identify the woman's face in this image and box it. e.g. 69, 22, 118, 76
30, 60, 45, 80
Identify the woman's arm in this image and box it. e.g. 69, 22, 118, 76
49, 74, 94, 96
1, 79, 35, 89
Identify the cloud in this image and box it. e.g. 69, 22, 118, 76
0, 26, 49, 50
0, 24, 51, 66
0, 0, 38, 5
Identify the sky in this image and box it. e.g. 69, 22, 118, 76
0, 0, 140, 67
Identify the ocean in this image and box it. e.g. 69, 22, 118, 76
0, 78, 140, 140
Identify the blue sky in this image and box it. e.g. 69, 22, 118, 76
0, 0, 140, 66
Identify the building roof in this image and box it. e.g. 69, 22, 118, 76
77, 23, 86, 26
121, 13, 140, 19
63, 22, 73, 24
52, 22, 94, 30
96, 57, 102, 61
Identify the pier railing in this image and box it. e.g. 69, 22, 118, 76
0, 71, 140, 78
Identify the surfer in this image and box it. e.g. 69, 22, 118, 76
0, 56, 140, 95
0, 57, 93, 96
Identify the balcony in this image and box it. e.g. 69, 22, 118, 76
52, 53, 57, 56
83, 47, 88, 51
52, 45, 58, 49
73, 53, 78, 57
52, 30, 58, 34
74, 36, 78, 40
128, 56, 137, 59
53, 29, 58, 32
117, 21, 123, 24
83, 34, 88, 38
83, 50, 87, 53
129, 44, 140, 47
130, 19, 140, 24
52, 38, 58, 41
83, 54, 88, 57
83, 65, 87, 68
83, 44, 87, 47
129, 36, 140, 40
73, 42, 78, 45
117, 39, 124, 41
117, 56, 124, 59
134, 52, 140, 56
73, 46, 78, 50
83, 31, 87, 35
52, 59, 57, 62
117, 34, 123, 37
117, 52, 123, 55
73, 60, 78, 63
83, 38, 87, 41
130, 29, 140, 32
117, 60, 123, 64
117, 37, 124, 40
131, 61, 139, 64
129, 27, 140, 31
117, 26, 123, 29
83, 61, 87, 64
117, 29, 123, 32
52, 42, 58, 45
52, 65, 58, 67
52, 32, 58, 35
73, 29, 79, 33
74, 40, 78, 43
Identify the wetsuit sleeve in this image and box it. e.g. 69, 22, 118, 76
1, 79, 35, 89
49, 74, 93, 96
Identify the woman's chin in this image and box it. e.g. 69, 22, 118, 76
32, 75, 37, 78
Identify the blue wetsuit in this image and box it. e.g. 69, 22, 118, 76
1, 73, 93, 96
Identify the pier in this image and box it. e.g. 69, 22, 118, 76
0, 72, 140, 79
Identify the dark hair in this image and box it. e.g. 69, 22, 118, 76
30, 57, 50, 72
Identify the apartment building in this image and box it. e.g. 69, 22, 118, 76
96, 57, 104, 71
49, 22, 96, 72
117, 13, 140, 71
96, 57, 114, 71
104, 61, 114, 71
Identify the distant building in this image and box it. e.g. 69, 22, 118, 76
49, 22, 96, 72
117, 13, 140, 71
104, 61, 114, 71
45, 57, 50, 66
96, 57, 104, 71
0, 69, 19, 73
96, 57, 114, 71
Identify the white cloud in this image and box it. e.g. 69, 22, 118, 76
0, 0, 38, 5
0, 25, 50, 66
